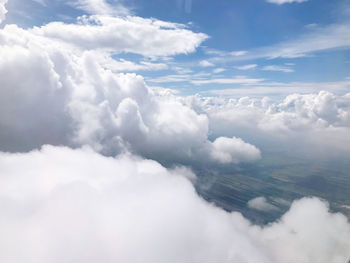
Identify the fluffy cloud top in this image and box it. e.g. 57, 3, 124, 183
0, 145, 349, 263
0, 21, 257, 165
32, 15, 208, 57
210, 136, 261, 164
186, 91, 350, 155
0, 0, 8, 24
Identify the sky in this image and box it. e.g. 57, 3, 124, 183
1, 0, 350, 262
3, 0, 350, 97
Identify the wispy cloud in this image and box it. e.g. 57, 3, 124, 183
199, 60, 214, 67
236, 64, 257, 70
70, 0, 130, 15
32, 0, 47, 6
148, 72, 210, 83
191, 77, 264, 85
262, 65, 294, 73
207, 22, 350, 63
230, 50, 248, 56
266, 0, 307, 5
205, 78, 350, 97
213, 68, 226, 74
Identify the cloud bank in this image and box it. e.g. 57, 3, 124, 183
0, 146, 349, 263
186, 91, 350, 156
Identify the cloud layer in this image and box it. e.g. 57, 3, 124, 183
186, 91, 350, 156
0, 145, 349, 263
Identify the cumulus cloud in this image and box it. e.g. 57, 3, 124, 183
248, 197, 278, 211
210, 136, 261, 164
0, 146, 349, 263
0, 21, 257, 165
267, 0, 307, 4
0, 0, 8, 24
32, 15, 208, 57
185, 91, 350, 155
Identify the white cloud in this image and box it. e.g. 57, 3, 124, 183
267, 0, 307, 4
230, 50, 247, 56
32, 15, 208, 57
148, 74, 193, 83
213, 68, 225, 74
262, 65, 294, 73
236, 64, 257, 70
96, 54, 168, 72
210, 22, 350, 62
248, 197, 278, 211
71, 0, 129, 15
206, 78, 350, 97
0, 145, 349, 263
191, 77, 264, 85
264, 23, 350, 58
147, 72, 211, 83
199, 60, 214, 67
210, 136, 261, 164
32, 0, 46, 6
0, 22, 257, 165
187, 91, 350, 155
0, 0, 8, 24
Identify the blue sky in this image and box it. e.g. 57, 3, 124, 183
3, 0, 350, 98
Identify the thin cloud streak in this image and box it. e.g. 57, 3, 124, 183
208, 22, 350, 63
204, 79, 350, 97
